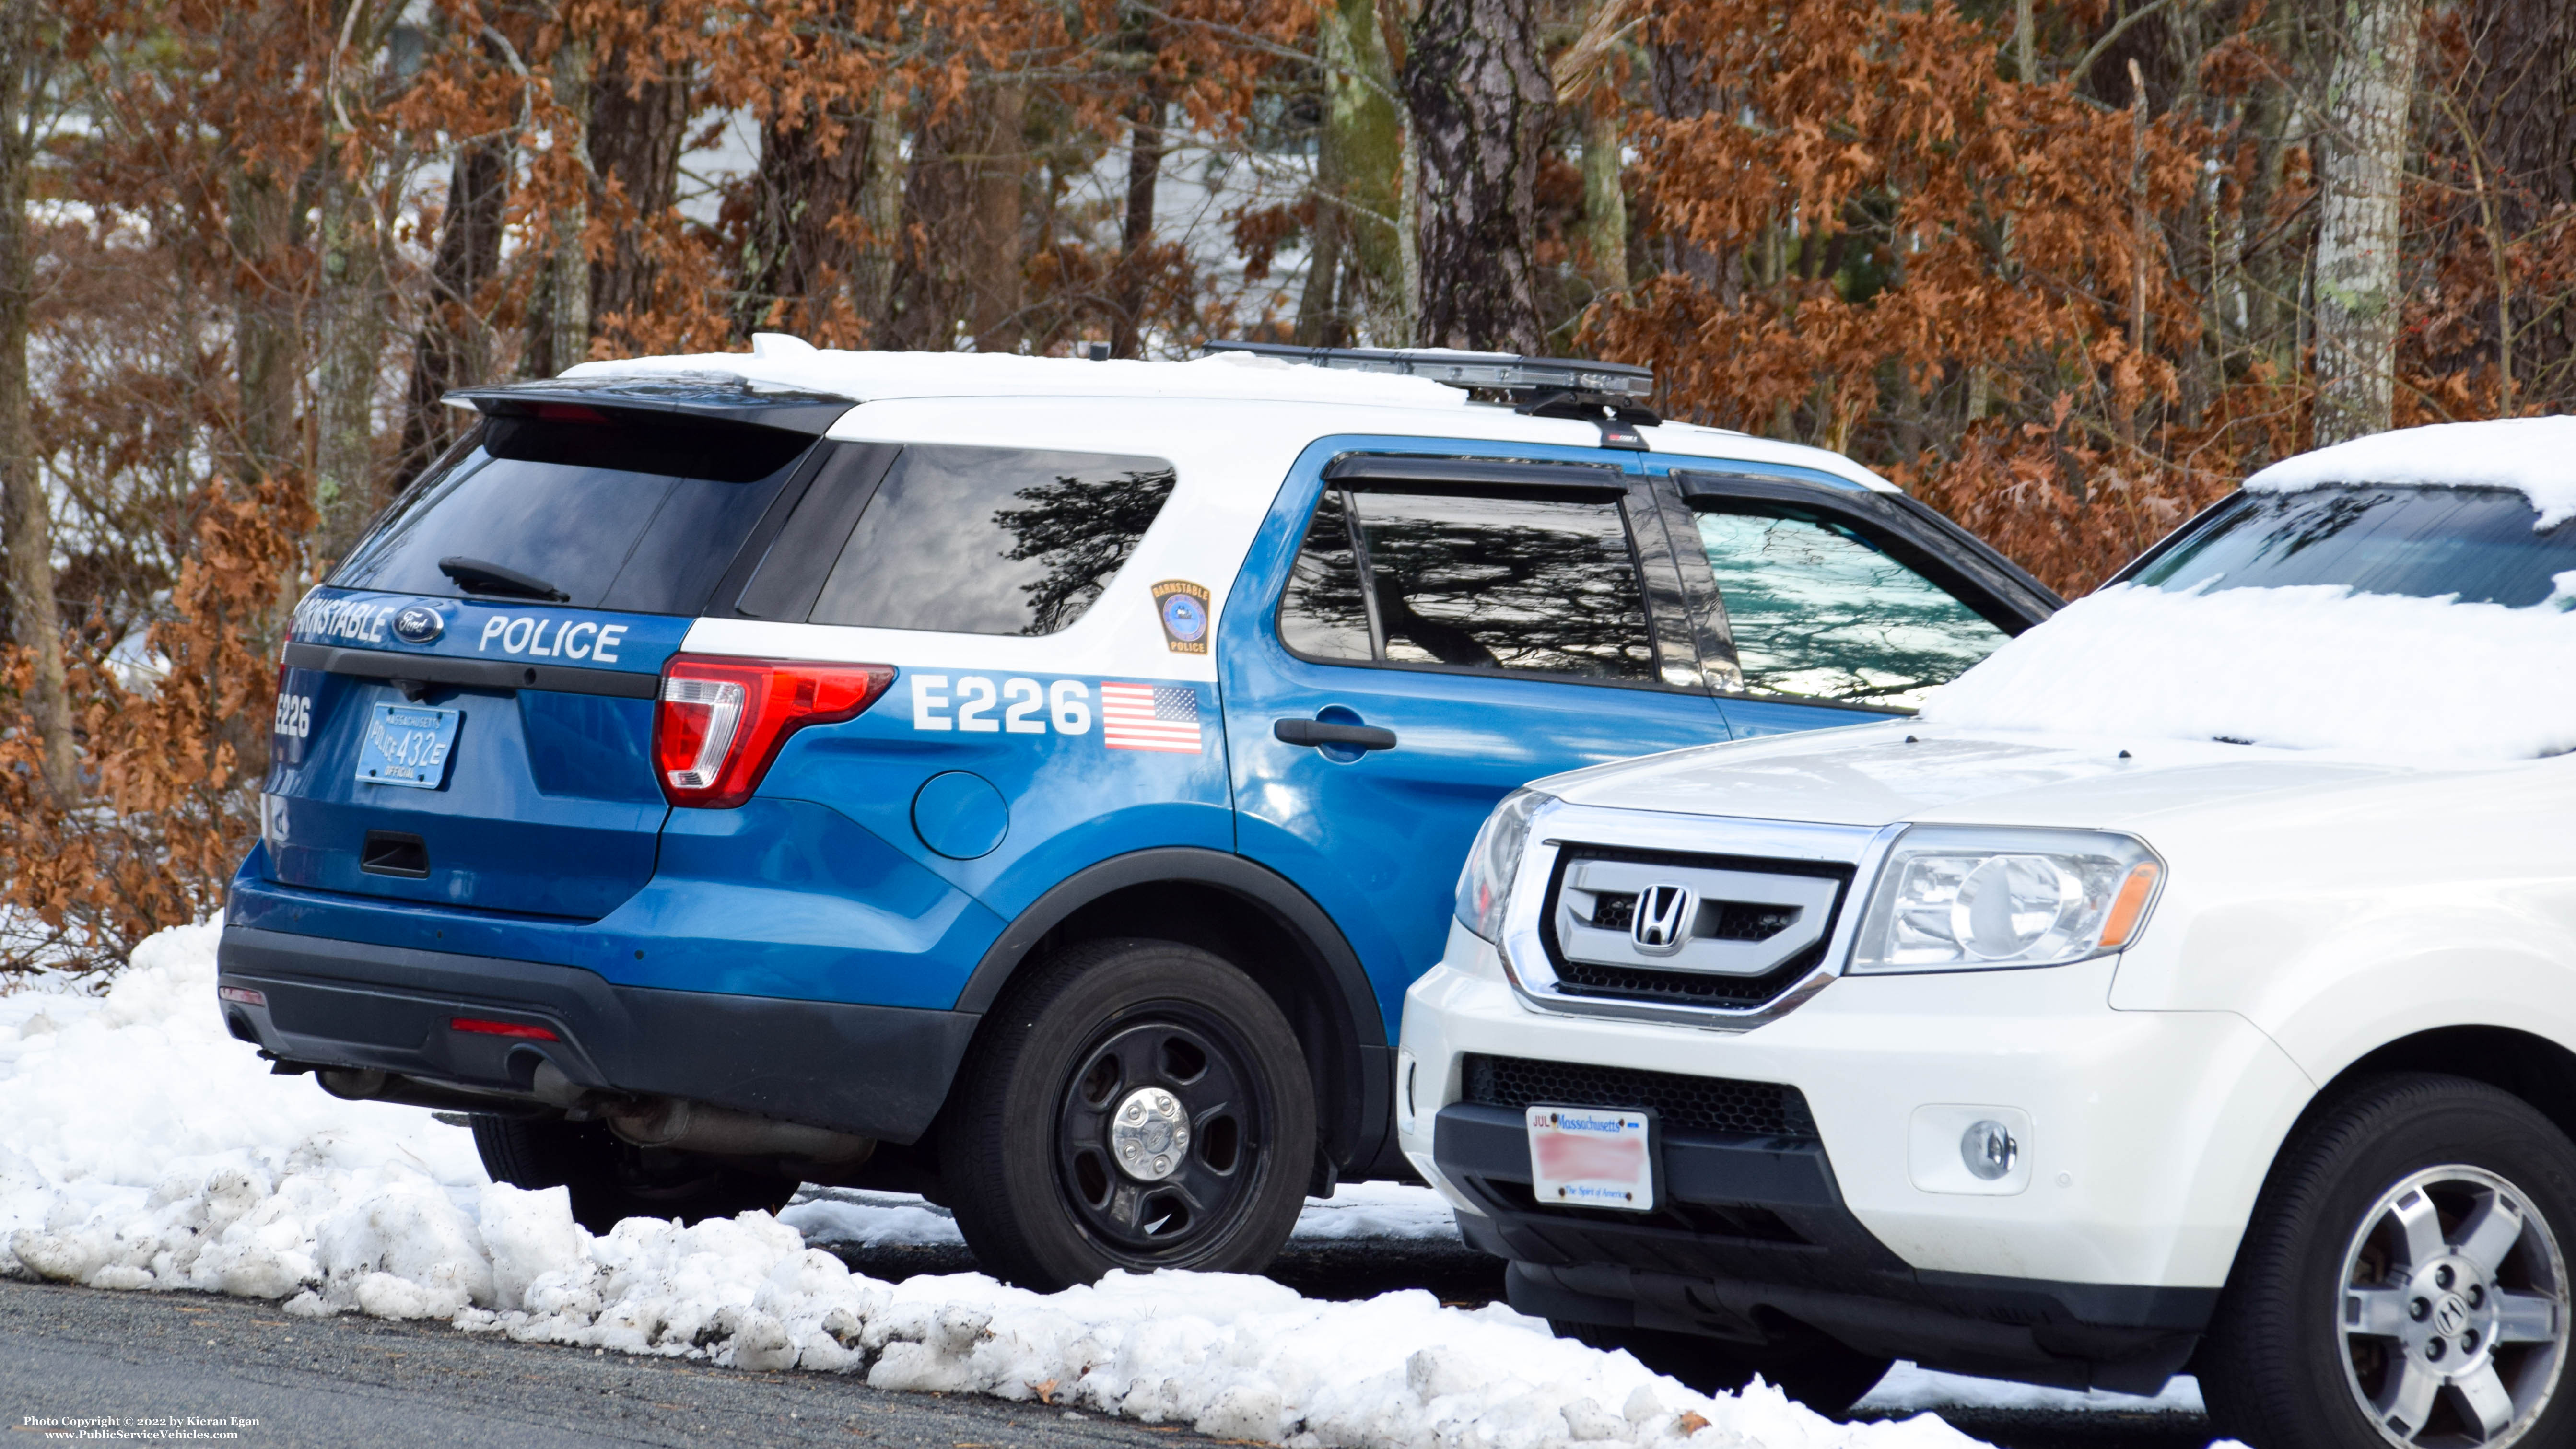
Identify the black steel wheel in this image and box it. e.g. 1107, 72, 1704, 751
940, 937, 1316, 1290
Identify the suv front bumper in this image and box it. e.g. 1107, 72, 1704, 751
218, 925, 977, 1143
1397, 923, 2317, 1390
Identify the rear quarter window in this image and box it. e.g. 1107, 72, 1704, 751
331, 412, 814, 616
801, 445, 1178, 636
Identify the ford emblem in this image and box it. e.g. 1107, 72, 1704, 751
392, 605, 445, 645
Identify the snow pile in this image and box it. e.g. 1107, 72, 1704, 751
785, 1177, 1460, 1250
2246, 416, 2576, 526
1922, 582, 2576, 759
0, 925, 1989, 1449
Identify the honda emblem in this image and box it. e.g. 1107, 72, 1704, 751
1631, 884, 1697, 955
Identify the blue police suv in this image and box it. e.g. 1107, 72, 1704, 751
215, 340, 2056, 1289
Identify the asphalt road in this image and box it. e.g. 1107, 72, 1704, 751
0, 1225, 2221, 1449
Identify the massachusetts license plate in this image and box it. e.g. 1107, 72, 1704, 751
356, 703, 459, 789
1527, 1105, 1655, 1212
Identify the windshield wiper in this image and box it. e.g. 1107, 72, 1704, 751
438, 556, 570, 603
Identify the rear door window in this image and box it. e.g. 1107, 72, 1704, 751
1279, 487, 1658, 682
1691, 506, 2009, 708
803, 445, 1178, 635
331, 412, 814, 615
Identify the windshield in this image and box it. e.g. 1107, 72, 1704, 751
2132, 485, 2576, 608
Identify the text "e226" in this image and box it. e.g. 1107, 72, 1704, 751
912, 676, 1091, 735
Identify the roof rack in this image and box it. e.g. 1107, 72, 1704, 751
1200, 340, 1658, 449
1200, 340, 1651, 399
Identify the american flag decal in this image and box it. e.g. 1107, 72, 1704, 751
1101, 682, 1204, 753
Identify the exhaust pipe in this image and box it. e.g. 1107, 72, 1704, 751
601, 1098, 875, 1169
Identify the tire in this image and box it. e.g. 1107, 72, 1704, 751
939, 937, 1316, 1291
1555, 1320, 1893, 1416
470, 1115, 797, 1234
2200, 1073, 2576, 1449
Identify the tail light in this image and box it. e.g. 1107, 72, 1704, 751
654, 655, 895, 808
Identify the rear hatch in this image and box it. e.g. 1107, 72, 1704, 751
263, 383, 849, 919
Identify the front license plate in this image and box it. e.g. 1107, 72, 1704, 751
356, 703, 460, 789
1527, 1104, 1655, 1212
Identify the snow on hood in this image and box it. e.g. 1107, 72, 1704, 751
1920, 582, 2576, 759
2246, 415, 2576, 526
0, 924, 1998, 1449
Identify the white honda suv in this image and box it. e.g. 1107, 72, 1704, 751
1397, 417, 2576, 1449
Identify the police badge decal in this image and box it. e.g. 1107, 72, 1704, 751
1150, 579, 1211, 655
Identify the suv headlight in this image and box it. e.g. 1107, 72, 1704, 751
1453, 789, 1551, 943
1850, 826, 2162, 973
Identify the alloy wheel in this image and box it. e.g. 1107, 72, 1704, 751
2338, 1164, 2570, 1447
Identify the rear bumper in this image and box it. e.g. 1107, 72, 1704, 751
217, 924, 977, 1144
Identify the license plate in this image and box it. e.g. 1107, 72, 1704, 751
356, 703, 460, 789
1527, 1104, 1655, 1212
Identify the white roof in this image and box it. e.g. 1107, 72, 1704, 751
559, 341, 1901, 493
2246, 415, 2576, 526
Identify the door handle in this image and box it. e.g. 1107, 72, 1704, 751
1274, 718, 1398, 751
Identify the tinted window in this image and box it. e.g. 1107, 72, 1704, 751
1278, 486, 1656, 681
807, 446, 1177, 635
331, 414, 812, 615
2131, 486, 2576, 607
1695, 508, 2009, 708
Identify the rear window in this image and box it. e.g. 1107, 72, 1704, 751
803, 445, 1178, 636
330, 413, 814, 616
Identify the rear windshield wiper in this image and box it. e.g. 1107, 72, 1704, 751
439, 556, 570, 603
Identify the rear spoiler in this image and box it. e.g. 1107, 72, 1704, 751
445, 376, 856, 436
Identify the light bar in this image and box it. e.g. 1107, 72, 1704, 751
1201, 340, 1652, 400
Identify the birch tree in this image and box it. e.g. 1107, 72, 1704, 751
2311, 0, 2424, 444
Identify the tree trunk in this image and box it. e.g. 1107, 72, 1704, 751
850, 90, 904, 341
394, 140, 507, 498
526, 33, 591, 376
966, 82, 1028, 352
2311, 0, 2422, 444
735, 99, 869, 340
1402, 0, 1550, 353
227, 164, 302, 479
314, 4, 391, 553
1581, 94, 1627, 294
0, 0, 70, 796
1293, 126, 1346, 346
1317, 0, 1405, 343
2465, 0, 2576, 399
586, 40, 687, 351
1110, 90, 1164, 358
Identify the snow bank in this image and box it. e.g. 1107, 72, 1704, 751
1921, 582, 2576, 759
2246, 416, 2576, 526
0, 925, 1991, 1449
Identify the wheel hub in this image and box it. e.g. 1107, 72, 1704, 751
1110, 1087, 1191, 1181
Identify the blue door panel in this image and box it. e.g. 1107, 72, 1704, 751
1220, 437, 1734, 1035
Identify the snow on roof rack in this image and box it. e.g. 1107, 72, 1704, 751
1199, 340, 1652, 400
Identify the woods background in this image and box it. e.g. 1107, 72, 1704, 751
0, 0, 2567, 967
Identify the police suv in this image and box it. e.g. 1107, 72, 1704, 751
215, 339, 2053, 1290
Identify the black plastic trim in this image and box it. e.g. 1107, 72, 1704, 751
281, 642, 658, 700
447, 379, 857, 435
726, 442, 902, 621
217, 925, 975, 1145
1323, 453, 1628, 490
